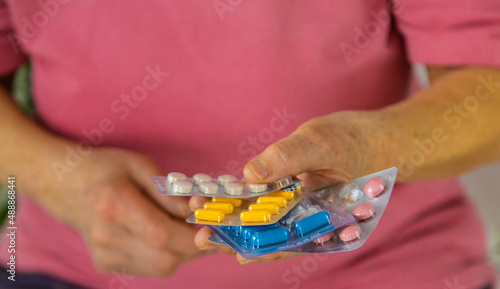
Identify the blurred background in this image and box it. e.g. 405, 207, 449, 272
462, 163, 500, 279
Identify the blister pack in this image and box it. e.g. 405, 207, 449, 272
207, 198, 356, 258
208, 167, 397, 257
151, 173, 300, 198
186, 183, 303, 226
287, 167, 397, 254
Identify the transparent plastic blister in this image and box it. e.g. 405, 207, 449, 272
186, 184, 304, 226
207, 198, 356, 258
209, 167, 397, 257
151, 173, 301, 198
287, 167, 397, 254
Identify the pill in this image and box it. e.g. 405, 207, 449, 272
337, 206, 346, 212
242, 223, 280, 240
193, 173, 212, 185
257, 196, 287, 208
194, 209, 225, 222
363, 177, 385, 198
313, 232, 333, 244
352, 203, 375, 220
199, 181, 218, 195
204, 202, 234, 214
224, 182, 243, 196
324, 196, 338, 205
220, 226, 234, 233
167, 172, 187, 183
294, 211, 331, 236
240, 209, 272, 223
235, 226, 244, 235
212, 197, 242, 207
172, 180, 192, 194
267, 190, 295, 200
338, 224, 361, 242
248, 183, 268, 193
218, 174, 237, 186
251, 227, 289, 247
249, 203, 279, 214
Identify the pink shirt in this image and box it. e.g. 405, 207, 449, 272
1, 1, 499, 288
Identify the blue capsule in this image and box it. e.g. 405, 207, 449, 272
220, 226, 234, 233
242, 223, 280, 240
294, 211, 331, 236
251, 227, 290, 247
234, 226, 243, 235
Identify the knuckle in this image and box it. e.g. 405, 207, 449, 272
145, 226, 170, 249
296, 119, 330, 147
90, 184, 119, 221
89, 228, 113, 246
133, 154, 158, 172
267, 141, 293, 167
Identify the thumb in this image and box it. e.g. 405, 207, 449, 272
243, 133, 320, 183
127, 154, 192, 219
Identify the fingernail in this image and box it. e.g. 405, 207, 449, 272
249, 160, 270, 180
239, 259, 255, 265
199, 245, 215, 251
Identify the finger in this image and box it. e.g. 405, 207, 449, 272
91, 245, 133, 274
194, 226, 236, 255
237, 252, 303, 264
243, 133, 322, 184
189, 196, 211, 211
128, 155, 192, 218
114, 181, 201, 256
129, 245, 184, 277
296, 172, 346, 191
86, 216, 136, 253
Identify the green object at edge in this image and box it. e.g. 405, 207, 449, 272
0, 62, 33, 226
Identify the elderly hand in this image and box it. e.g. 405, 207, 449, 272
191, 111, 378, 264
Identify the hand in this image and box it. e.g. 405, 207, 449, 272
193, 111, 377, 264
36, 146, 207, 277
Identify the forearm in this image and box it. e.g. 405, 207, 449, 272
364, 67, 500, 181
0, 83, 69, 198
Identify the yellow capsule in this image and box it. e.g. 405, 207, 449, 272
257, 196, 287, 208
195, 209, 225, 222
249, 203, 279, 214
242, 182, 249, 187
267, 190, 295, 200
211, 197, 242, 207
240, 209, 271, 223
204, 202, 234, 214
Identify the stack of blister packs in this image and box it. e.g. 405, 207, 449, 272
151, 167, 397, 258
